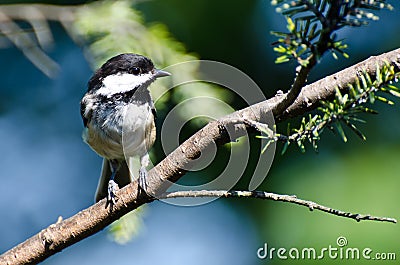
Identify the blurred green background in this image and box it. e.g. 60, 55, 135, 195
0, 0, 399, 264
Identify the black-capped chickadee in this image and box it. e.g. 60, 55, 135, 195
80, 53, 170, 203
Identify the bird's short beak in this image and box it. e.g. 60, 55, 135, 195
154, 69, 171, 78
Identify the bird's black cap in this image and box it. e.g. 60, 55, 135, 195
88, 53, 155, 91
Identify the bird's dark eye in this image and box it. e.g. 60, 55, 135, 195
131, 67, 141, 75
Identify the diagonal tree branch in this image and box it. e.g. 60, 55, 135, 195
1, 48, 399, 265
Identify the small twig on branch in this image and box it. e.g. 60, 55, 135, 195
161, 190, 397, 223
273, 57, 317, 116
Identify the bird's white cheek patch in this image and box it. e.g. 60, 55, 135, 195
97, 73, 153, 96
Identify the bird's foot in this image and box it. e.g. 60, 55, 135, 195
107, 180, 119, 205
139, 167, 149, 195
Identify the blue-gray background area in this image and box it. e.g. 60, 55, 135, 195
0, 26, 259, 264
1, 1, 399, 264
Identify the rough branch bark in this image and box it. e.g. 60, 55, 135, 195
161, 190, 396, 223
1, 48, 399, 265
